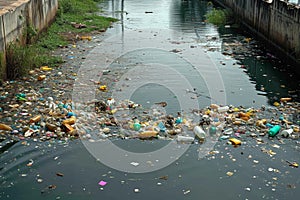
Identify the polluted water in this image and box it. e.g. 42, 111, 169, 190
1, 0, 300, 200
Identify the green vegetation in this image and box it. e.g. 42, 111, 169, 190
5, 0, 117, 79
205, 8, 228, 26
6, 43, 63, 79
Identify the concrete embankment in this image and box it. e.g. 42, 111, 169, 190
0, 0, 58, 79
213, 0, 300, 67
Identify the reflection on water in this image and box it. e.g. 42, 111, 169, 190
106, 48, 211, 113
101, 0, 299, 106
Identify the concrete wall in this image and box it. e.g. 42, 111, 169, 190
0, 0, 58, 80
213, 0, 300, 64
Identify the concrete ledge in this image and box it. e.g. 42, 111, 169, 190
213, 0, 300, 66
0, 0, 58, 80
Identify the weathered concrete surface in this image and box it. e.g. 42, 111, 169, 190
213, 0, 300, 65
0, 0, 58, 80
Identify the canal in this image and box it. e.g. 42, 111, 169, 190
99, 0, 300, 107
0, 0, 299, 200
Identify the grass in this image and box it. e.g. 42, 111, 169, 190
205, 8, 228, 26
4, 0, 117, 80
6, 44, 61, 79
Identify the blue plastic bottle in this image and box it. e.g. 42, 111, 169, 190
268, 125, 281, 137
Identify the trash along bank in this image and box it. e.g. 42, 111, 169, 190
0, 0, 299, 170
0, 62, 299, 150
1, 0, 300, 198
0, 41, 300, 199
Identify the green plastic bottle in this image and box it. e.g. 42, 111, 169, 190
133, 120, 141, 131
268, 125, 281, 137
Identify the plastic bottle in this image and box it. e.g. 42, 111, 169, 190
38, 75, 46, 81
268, 125, 281, 137
176, 135, 194, 143
0, 123, 12, 131
223, 128, 233, 135
256, 119, 267, 128
30, 115, 41, 123
210, 104, 219, 110
175, 117, 183, 124
193, 126, 206, 140
229, 138, 241, 145
265, 123, 274, 128
209, 125, 217, 135
281, 128, 293, 138
133, 121, 141, 131
67, 112, 76, 117
280, 97, 292, 102
233, 120, 244, 125
62, 116, 76, 125
157, 122, 166, 132
279, 115, 284, 121
40, 66, 53, 71
16, 93, 26, 101
216, 121, 226, 131
217, 106, 229, 113
238, 112, 250, 118
63, 124, 75, 135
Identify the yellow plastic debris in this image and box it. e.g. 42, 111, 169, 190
244, 38, 251, 43
40, 66, 53, 71
29, 115, 41, 123
280, 97, 292, 102
99, 85, 107, 91
0, 123, 13, 131
229, 138, 241, 145
63, 124, 76, 135
256, 119, 267, 128
233, 107, 240, 112
81, 36, 92, 41
282, 119, 292, 125
286, 161, 299, 168
226, 171, 234, 176
9, 104, 20, 108
109, 109, 117, 114
233, 121, 242, 125
273, 102, 280, 107
138, 131, 158, 139
291, 162, 298, 168
37, 75, 46, 81
210, 104, 219, 109
293, 126, 299, 132
62, 116, 76, 125
238, 112, 250, 121
204, 109, 211, 115
267, 150, 276, 156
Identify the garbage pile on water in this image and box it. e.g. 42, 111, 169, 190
75, 96, 300, 144
0, 65, 77, 142
0, 43, 299, 148
1, 73, 300, 149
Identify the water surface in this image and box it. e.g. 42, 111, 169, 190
1, 1, 299, 200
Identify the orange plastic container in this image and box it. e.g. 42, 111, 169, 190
0, 123, 12, 131
30, 115, 41, 123
62, 116, 76, 125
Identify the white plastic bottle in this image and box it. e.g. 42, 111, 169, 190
281, 128, 293, 138
193, 126, 206, 140
176, 135, 194, 143
217, 106, 229, 113
223, 128, 233, 135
